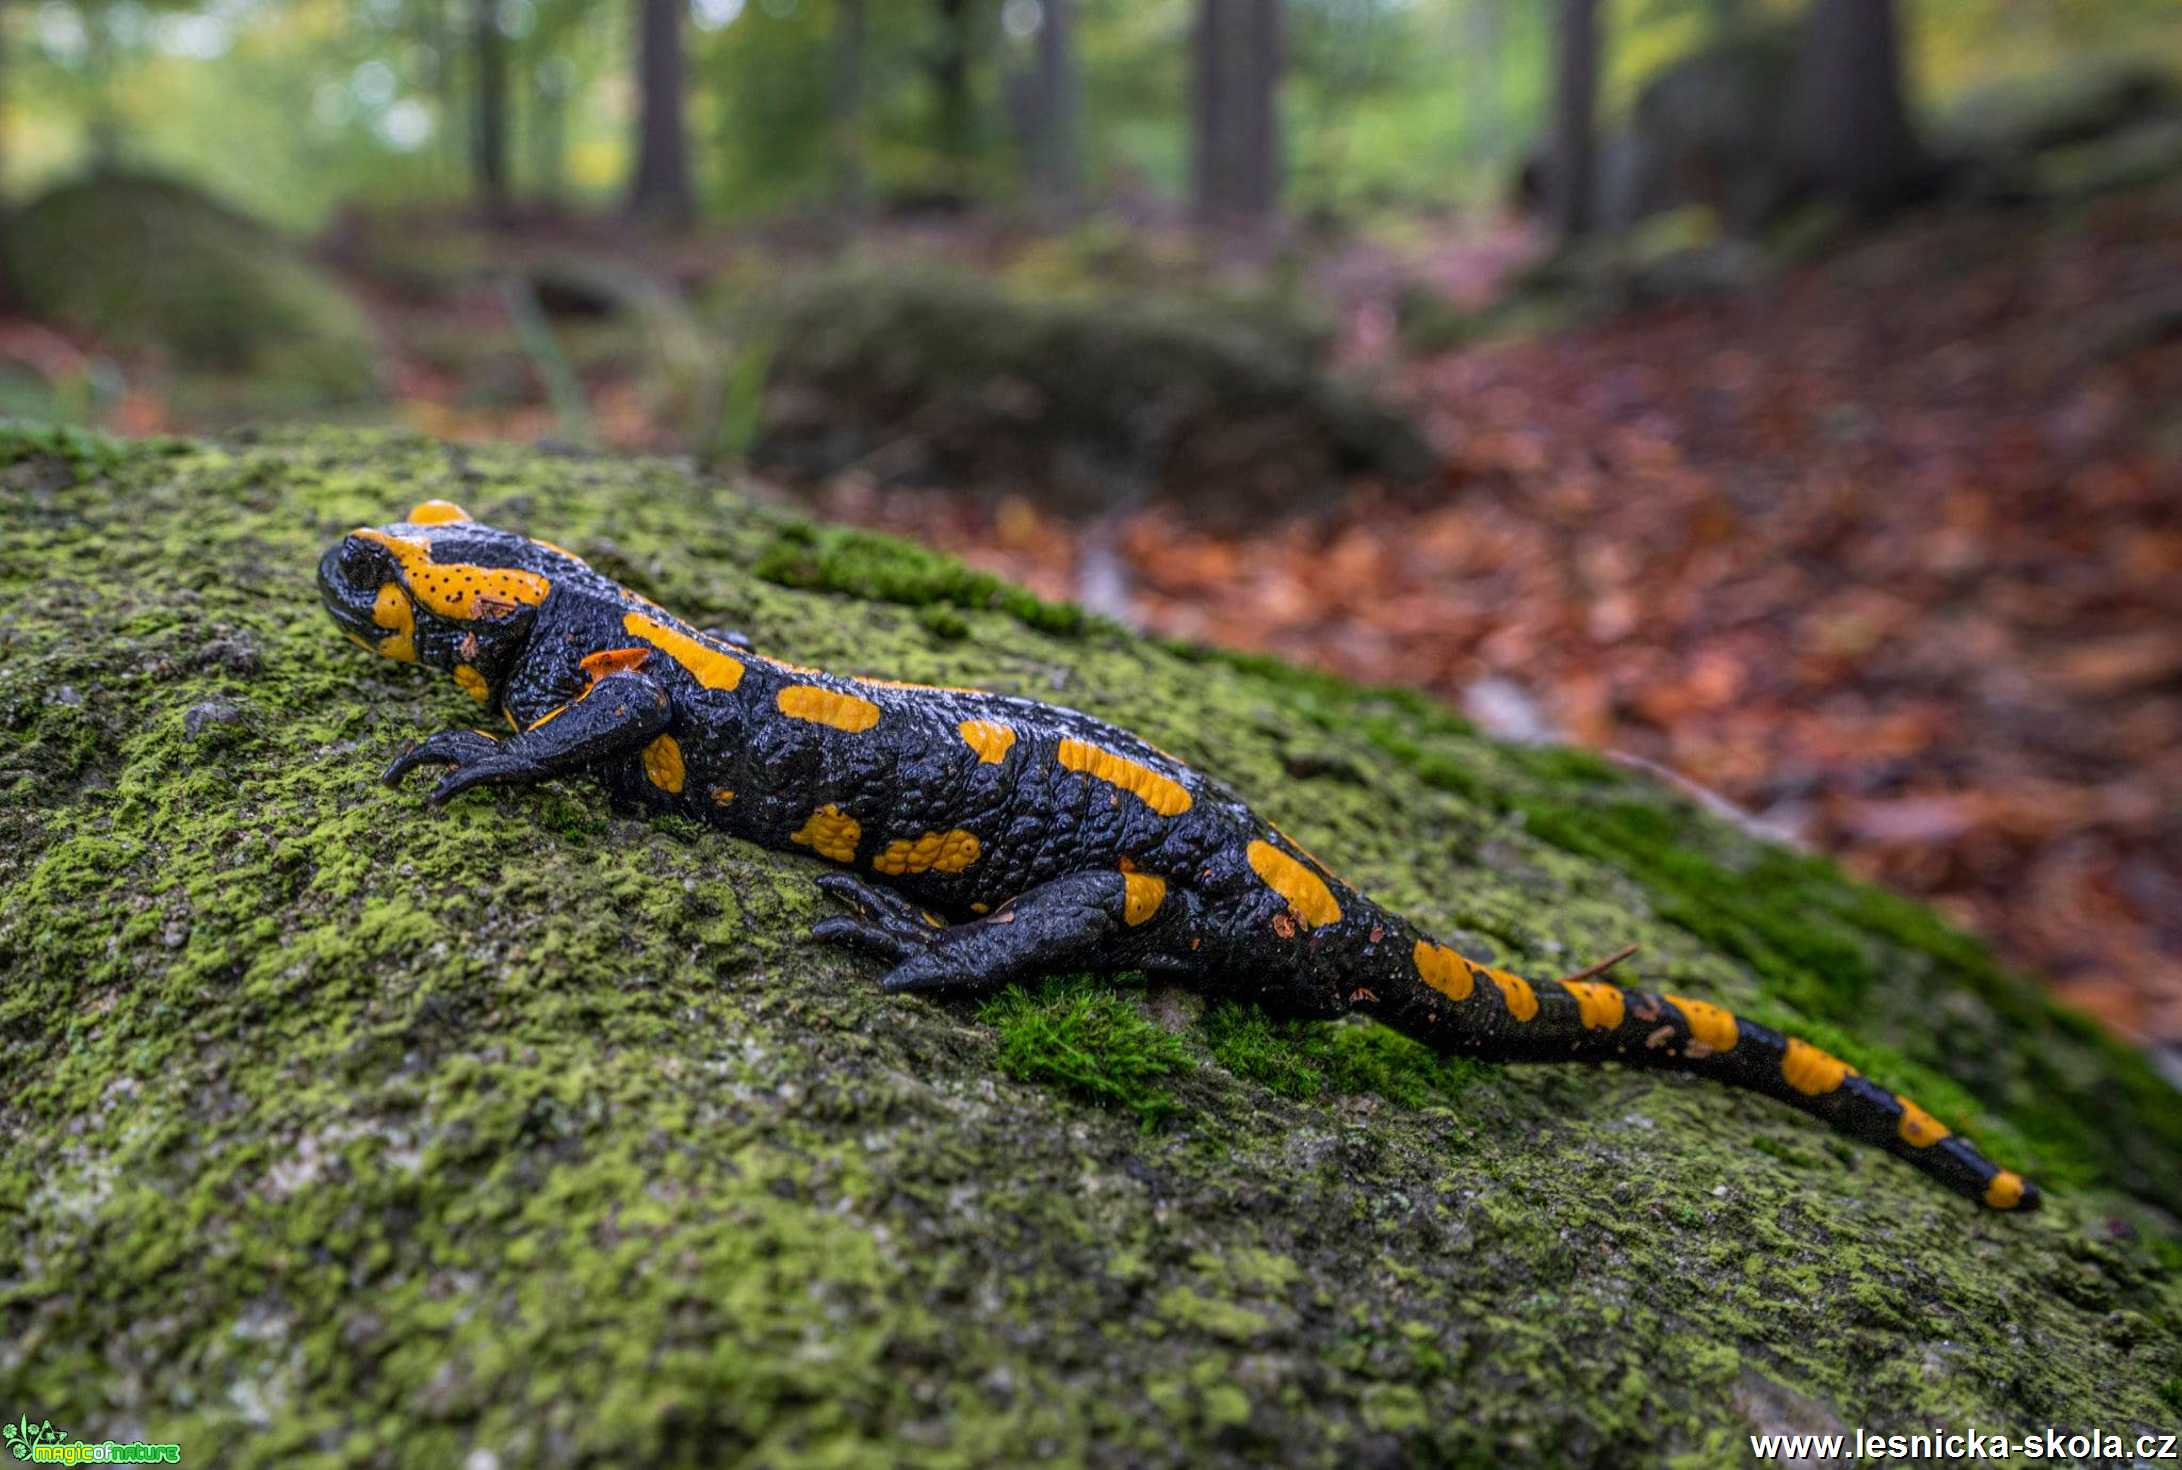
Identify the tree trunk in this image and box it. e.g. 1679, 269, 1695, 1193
931, 0, 978, 173
1191, 0, 1283, 225
832, 0, 868, 211
630, 0, 695, 225
1464, 0, 1504, 163
84, 1, 122, 169
1788, 0, 1923, 210
1032, 0, 1083, 209
472, 0, 511, 220
1549, 0, 1598, 239
531, 59, 568, 208
0, 0, 12, 311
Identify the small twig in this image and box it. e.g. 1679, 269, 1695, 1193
1556, 943, 1639, 986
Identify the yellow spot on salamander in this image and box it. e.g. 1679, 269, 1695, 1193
872, 829, 983, 876
778, 685, 882, 732
1895, 1096, 1951, 1148
1269, 823, 1348, 888
1666, 995, 1739, 1053
527, 704, 568, 732
372, 582, 416, 662
1246, 840, 1341, 928
622, 612, 745, 691
1984, 1170, 2026, 1210
406, 499, 472, 525
1057, 739, 1192, 816
971, 902, 991, 915
1781, 1038, 1856, 1096
711, 787, 735, 805
1413, 941, 1475, 1002
355, 530, 550, 621
790, 804, 861, 863
453, 665, 490, 703
1486, 967, 1540, 1022
1121, 868, 1166, 926
1563, 979, 1626, 1030
642, 734, 685, 794
958, 719, 1018, 765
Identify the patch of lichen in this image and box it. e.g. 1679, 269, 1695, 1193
3, 427, 2180, 1468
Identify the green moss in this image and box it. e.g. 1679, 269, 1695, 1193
4, 428, 2180, 1466
1202, 1004, 1485, 1110
0, 421, 140, 479
1156, 1287, 1271, 1343
980, 978, 1192, 1125
753, 520, 1091, 637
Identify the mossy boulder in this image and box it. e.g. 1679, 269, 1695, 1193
738, 268, 1433, 518
10, 174, 382, 414
3, 426, 2180, 1467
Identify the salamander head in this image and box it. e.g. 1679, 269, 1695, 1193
318, 500, 564, 704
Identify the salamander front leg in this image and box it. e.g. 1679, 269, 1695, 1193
383, 670, 671, 804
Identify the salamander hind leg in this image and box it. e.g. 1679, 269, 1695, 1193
815, 870, 1131, 998
809, 873, 950, 960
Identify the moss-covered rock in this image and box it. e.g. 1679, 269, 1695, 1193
739, 268, 1432, 518
2, 426, 2179, 1467
10, 174, 382, 414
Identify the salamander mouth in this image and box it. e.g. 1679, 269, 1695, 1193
317, 543, 384, 642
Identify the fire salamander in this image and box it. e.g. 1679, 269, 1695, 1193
320, 501, 2039, 1212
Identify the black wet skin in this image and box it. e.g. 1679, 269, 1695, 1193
319, 507, 2040, 1212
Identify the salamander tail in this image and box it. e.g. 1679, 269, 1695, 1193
1386, 944, 2039, 1211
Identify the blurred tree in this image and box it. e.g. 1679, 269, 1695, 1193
832, 0, 868, 209
1466, 0, 1507, 161
1031, 0, 1084, 208
929, 0, 986, 182
631, 0, 694, 223
530, 55, 572, 206
0, 0, 13, 309
1789, 0, 1923, 209
1549, 0, 1599, 236
1192, 0, 1282, 224
471, 0, 511, 218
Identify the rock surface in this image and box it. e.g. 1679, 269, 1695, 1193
2, 427, 2178, 1466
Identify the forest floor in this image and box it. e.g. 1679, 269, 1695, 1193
11, 181, 2179, 1056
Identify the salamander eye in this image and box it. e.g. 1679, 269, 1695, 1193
337, 539, 381, 583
